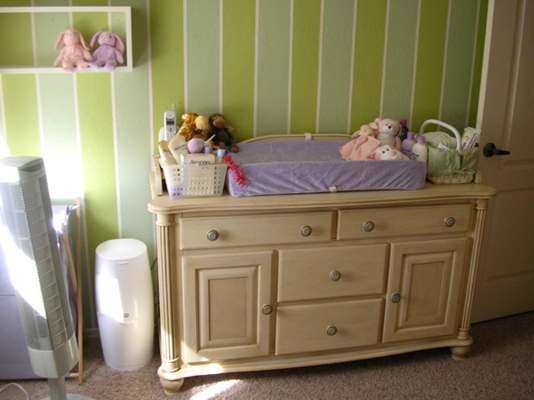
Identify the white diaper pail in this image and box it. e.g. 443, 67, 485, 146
95, 239, 154, 371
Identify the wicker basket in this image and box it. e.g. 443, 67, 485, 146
420, 119, 479, 185
160, 161, 228, 198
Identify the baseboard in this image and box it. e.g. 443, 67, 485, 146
84, 328, 100, 339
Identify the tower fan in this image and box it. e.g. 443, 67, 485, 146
0, 156, 94, 400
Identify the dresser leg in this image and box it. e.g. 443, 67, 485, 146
160, 377, 184, 395
450, 345, 471, 360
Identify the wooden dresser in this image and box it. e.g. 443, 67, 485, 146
148, 183, 496, 394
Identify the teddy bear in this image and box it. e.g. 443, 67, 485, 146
88, 31, 125, 71
177, 112, 199, 141
375, 118, 402, 150
208, 113, 238, 152
54, 29, 93, 72
353, 118, 402, 150
368, 145, 409, 160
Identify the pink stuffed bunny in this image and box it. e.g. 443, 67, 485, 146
88, 31, 125, 71
54, 29, 92, 72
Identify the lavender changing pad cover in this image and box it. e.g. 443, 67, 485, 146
226, 140, 426, 197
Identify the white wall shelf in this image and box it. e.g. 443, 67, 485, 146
0, 6, 132, 74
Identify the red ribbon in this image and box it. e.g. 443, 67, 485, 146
223, 155, 249, 188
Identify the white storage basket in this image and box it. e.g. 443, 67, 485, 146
160, 161, 228, 198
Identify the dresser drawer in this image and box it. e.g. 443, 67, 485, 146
278, 244, 388, 302
338, 205, 472, 240
275, 299, 383, 355
179, 211, 334, 250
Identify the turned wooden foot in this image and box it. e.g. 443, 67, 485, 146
450, 345, 471, 360
160, 377, 184, 395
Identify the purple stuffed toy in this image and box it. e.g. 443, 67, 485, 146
88, 31, 125, 71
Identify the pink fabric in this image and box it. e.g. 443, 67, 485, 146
339, 136, 381, 160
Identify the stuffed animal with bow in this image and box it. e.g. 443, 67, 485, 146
88, 31, 125, 71
54, 29, 93, 72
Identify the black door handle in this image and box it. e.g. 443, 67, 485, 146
483, 143, 510, 157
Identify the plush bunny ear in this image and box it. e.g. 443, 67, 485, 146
113, 33, 125, 54
90, 31, 103, 49
76, 30, 89, 50
55, 30, 67, 50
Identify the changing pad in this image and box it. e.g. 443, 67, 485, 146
226, 140, 427, 197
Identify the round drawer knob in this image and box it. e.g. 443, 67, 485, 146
445, 217, 456, 228
330, 271, 341, 282
206, 230, 219, 241
392, 294, 401, 303
326, 326, 338, 336
301, 225, 312, 237
363, 221, 375, 232
262, 305, 273, 315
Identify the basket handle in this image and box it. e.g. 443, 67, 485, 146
419, 119, 462, 155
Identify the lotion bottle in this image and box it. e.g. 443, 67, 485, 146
158, 140, 177, 165
168, 134, 189, 161
411, 135, 428, 163
401, 132, 416, 159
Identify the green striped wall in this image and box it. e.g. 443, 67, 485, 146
1, 0, 488, 330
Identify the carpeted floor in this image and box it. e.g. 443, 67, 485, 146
2, 312, 533, 400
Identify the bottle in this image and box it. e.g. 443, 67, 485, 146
158, 140, 177, 165
411, 135, 428, 163
168, 134, 189, 161
401, 132, 416, 159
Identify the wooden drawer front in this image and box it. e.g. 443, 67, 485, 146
275, 299, 383, 355
180, 211, 334, 249
278, 244, 388, 302
338, 205, 472, 240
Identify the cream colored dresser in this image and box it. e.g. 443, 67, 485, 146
148, 183, 496, 394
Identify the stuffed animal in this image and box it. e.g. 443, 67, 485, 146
194, 115, 210, 139
352, 121, 379, 138
88, 31, 124, 71
54, 29, 93, 72
209, 113, 238, 152
340, 136, 408, 161
177, 112, 199, 141
375, 118, 402, 150
368, 145, 409, 160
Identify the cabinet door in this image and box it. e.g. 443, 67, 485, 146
383, 238, 468, 343
182, 251, 274, 363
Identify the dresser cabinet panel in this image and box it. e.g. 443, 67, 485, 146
338, 205, 472, 240
383, 238, 468, 343
275, 299, 384, 355
180, 211, 334, 250
278, 244, 388, 302
149, 184, 495, 393
182, 251, 274, 363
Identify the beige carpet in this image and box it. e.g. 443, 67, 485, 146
2, 312, 533, 400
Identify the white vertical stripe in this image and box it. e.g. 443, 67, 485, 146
409, 0, 422, 127
219, 0, 224, 113
316, 0, 325, 133
379, 0, 391, 118
183, 0, 189, 111
253, 0, 260, 137
35, 74, 45, 155
287, 0, 294, 134
73, 73, 96, 329
466, 0, 481, 127
30, 5, 37, 67
111, 72, 122, 237
347, 0, 358, 134
146, 0, 157, 256
0, 78, 6, 156
438, 0, 453, 121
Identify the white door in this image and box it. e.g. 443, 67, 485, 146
472, 0, 534, 322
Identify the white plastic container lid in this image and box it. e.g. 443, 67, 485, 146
95, 238, 147, 262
